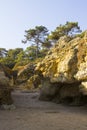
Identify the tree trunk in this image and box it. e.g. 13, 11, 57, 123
36, 42, 39, 58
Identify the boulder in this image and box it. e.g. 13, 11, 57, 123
36, 31, 87, 105
14, 63, 41, 90
26, 74, 41, 89
16, 63, 36, 84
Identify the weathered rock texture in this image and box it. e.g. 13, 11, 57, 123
0, 64, 13, 105
15, 63, 41, 90
16, 63, 36, 82
36, 31, 87, 105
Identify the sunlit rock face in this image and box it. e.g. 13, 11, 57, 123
16, 63, 36, 84
36, 31, 87, 105
0, 65, 13, 105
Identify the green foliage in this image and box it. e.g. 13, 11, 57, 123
0, 48, 24, 68
25, 46, 37, 60
0, 48, 7, 58
41, 39, 52, 49
0, 22, 83, 69
7, 48, 23, 60
76, 31, 85, 38
22, 25, 52, 58
48, 22, 81, 42
0, 57, 15, 68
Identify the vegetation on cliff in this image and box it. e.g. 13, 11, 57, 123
1, 21, 87, 106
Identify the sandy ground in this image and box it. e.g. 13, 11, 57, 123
0, 90, 87, 130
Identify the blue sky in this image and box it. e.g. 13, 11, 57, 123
0, 0, 87, 50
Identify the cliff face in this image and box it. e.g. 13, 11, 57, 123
36, 31, 87, 105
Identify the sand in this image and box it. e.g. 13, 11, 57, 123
0, 90, 87, 130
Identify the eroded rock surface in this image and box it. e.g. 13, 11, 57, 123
36, 32, 87, 105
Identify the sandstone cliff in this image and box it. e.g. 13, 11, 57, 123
36, 31, 87, 105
